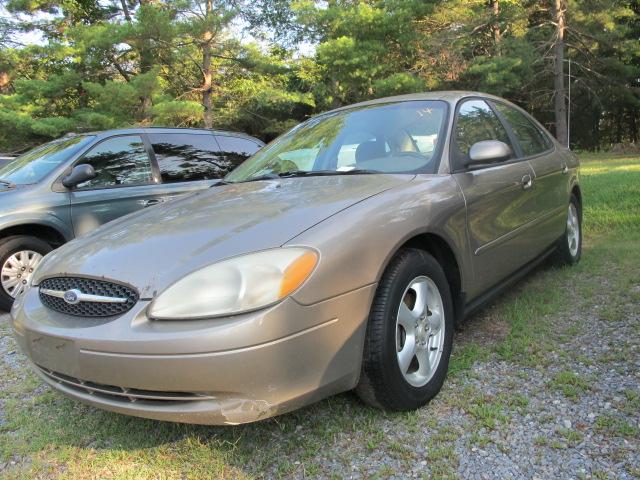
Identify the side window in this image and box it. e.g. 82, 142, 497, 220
492, 103, 550, 156
76, 135, 153, 189
454, 100, 513, 167
148, 133, 223, 183
215, 136, 262, 174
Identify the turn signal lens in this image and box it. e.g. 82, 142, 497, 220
280, 251, 318, 298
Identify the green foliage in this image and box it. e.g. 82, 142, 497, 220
151, 100, 204, 126
0, 0, 638, 151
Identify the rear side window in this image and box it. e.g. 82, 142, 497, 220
148, 133, 224, 183
454, 100, 513, 167
492, 103, 551, 156
76, 135, 153, 189
215, 136, 262, 173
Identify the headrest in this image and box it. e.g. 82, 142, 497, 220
355, 140, 386, 164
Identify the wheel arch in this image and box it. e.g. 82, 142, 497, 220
0, 222, 68, 248
571, 183, 582, 207
394, 232, 465, 327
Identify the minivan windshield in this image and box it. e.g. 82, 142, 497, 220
226, 100, 447, 182
0, 135, 94, 185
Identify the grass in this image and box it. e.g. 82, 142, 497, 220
594, 414, 640, 439
557, 427, 584, 447
549, 370, 591, 400
1, 153, 639, 479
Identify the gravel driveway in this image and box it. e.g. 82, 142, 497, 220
1, 254, 639, 479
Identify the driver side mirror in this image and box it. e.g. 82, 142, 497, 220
467, 140, 512, 167
62, 164, 96, 188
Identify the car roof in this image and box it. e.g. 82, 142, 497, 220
322, 91, 517, 114
71, 127, 264, 144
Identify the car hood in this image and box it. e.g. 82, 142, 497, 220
0, 184, 37, 213
35, 174, 413, 297
0, 185, 17, 202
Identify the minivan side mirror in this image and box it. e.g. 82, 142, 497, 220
467, 140, 512, 167
62, 164, 96, 188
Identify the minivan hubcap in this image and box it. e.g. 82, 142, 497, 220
1, 250, 43, 298
395, 276, 445, 387
567, 203, 580, 257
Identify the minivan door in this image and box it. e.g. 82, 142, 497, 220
146, 132, 263, 201
451, 99, 539, 296
146, 131, 226, 201
68, 134, 164, 236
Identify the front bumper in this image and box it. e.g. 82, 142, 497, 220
11, 284, 376, 425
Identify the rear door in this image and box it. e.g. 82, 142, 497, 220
146, 131, 226, 200
139, 132, 262, 209
214, 135, 263, 175
491, 101, 567, 251
451, 99, 539, 295
68, 134, 164, 236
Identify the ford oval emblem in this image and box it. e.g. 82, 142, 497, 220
63, 289, 81, 305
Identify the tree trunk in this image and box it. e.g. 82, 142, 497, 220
120, 0, 132, 22
491, 0, 501, 53
552, 0, 568, 146
0, 72, 10, 94
137, 0, 155, 121
629, 108, 638, 144
202, 0, 214, 129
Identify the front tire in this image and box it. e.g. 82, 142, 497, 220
356, 248, 454, 411
554, 193, 582, 266
0, 236, 52, 311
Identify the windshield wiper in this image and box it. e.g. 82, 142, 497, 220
210, 179, 234, 187
222, 169, 380, 185
211, 174, 278, 186
0, 179, 15, 188
235, 173, 281, 183
277, 169, 380, 178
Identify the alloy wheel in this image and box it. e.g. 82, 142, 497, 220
567, 203, 580, 257
395, 275, 446, 387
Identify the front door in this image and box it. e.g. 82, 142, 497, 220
68, 134, 163, 236
451, 99, 539, 297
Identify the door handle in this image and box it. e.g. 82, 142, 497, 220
140, 198, 163, 207
562, 164, 569, 174
521, 174, 533, 190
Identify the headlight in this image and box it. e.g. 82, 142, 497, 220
148, 247, 318, 320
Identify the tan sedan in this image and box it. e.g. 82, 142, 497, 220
11, 92, 582, 425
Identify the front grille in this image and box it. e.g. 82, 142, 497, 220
37, 365, 214, 404
39, 277, 138, 317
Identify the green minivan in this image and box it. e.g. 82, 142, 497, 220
0, 127, 263, 310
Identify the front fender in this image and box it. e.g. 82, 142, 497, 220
285, 175, 470, 306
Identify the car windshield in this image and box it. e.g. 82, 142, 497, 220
0, 135, 94, 185
226, 100, 447, 182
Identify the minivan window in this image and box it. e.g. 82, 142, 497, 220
75, 135, 153, 189
226, 100, 447, 182
215, 136, 262, 174
492, 102, 551, 156
454, 99, 513, 167
149, 133, 223, 183
0, 135, 94, 185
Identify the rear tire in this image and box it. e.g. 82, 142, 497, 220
0, 236, 52, 311
554, 194, 582, 266
356, 248, 454, 411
